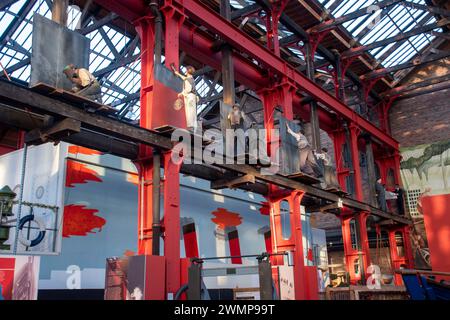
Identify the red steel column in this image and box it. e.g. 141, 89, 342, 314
161, 4, 185, 69
265, 0, 289, 56
347, 124, 371, 284
331, 128, 350, 191
388, 225, 414, 285
135, 17, 156, 255
269, 191, 310, 299
341, 211, 371, 285
349, 124, 363, 201
357, 212, 371, 280
341, 213, 361, 284
162, 2, 185, 297
162, 151, 183, 295
258, 81, 295, 150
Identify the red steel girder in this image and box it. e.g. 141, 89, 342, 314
172, 0, 398, 150
94, 0, 399, 150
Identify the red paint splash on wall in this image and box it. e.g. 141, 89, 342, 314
63, 204, 106, 238
211, 208, 242, 230
65, 160, 102, 187
68, 146, 102, 156
259, 202, 270, 215
0, 258, 15, 300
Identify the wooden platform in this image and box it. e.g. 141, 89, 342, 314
325, 187, 349, 197
329, 189, 350, 197
31, 82, 117, 115
286, 172, 320, 185
154, 125, 177, 136
155, 125, 213, 146
234, 153, 272, 167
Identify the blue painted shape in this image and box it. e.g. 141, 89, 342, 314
402, 274, 438, 300
426, 280, 450, 300
402, 274, 427, 300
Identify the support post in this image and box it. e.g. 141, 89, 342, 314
348, 124, 363, 201
357, 211, 371, 282
52, 0, 68, 25
134, 9, 185, 299
332, 50, 346, 101
152, 149, 161, 255
265, 0, 288, 56
305, 41, 321, 151
331, 127, 350, 191
163, 151, 183, 296
161, 3, 185, 69
258, 259, 274, 300
258, 81, 295, 158
376, 150, 402, 191
341, 213, 359, 284
378, 96, 397, 133
363, 134, 378, 207
388, 225, 414, 285
268, 191, 312, 299
187, 262, 202, 300
220, 0, 235, 105
135, 17, 156, 256
341, 211, 370, 285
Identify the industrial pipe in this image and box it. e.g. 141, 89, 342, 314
152, 148, 161, 255
148, 0, 162, 66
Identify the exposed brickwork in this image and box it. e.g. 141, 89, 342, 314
310, 212, 341, 230
389, 52, 450, 147
328, 247, 393, 276
389, 87, 450, 147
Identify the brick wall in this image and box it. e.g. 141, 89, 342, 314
328, 247, 393, 276
389, 87, 450, 147
389, 51, 450, 147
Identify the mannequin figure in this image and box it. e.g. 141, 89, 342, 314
171, 64, 198, 131
286, 122, 323, 177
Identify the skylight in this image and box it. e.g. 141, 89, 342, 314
317, 0, 437, 67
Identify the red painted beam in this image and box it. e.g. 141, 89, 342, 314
179, 27, 268, 89
94, 0, 398, 150
173, 0, 398, 150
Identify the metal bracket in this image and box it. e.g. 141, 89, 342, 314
24, 117, 81, 146
211, 174, 255, 190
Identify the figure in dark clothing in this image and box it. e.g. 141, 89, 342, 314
286, 122, 323, 178
375, 178, 388, 212
395, 184, 405, 215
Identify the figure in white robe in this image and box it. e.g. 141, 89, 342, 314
171, 64, 198, 131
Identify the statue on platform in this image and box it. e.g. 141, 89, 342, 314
228, 103, 246, 130
315, 147, 340, 189
286, 122, 323, 177
394, 184, 405, 215
227, 103, 247, 156
171, 64, 198, 131
63, 64, 102, 103
375, 178, 388, 212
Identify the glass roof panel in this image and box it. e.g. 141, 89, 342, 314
316, 0, 439, 67
0, 0, 445, 122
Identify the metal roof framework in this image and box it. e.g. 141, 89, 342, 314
0, 0, 448, 123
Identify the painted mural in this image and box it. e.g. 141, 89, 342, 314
0, 256, 40, 300
0, 143, 323, 293
400, 138, 450, 270
400, 139, 450, 195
